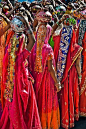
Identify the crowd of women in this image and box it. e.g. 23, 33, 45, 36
0, 0, 86, 129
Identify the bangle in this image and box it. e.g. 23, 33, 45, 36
78, 76, 81, 79
56, 21, 60, 26
55, 81, 61, 87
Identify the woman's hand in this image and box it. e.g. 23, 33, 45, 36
55, 81, 61, 92
78, 76, 82, 85
28, 77, 34, 84
61, 14, 70, 21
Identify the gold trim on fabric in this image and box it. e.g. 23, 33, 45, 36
79, 79, 86, 96
80, 112, 86, 117
68, 47, 83, 72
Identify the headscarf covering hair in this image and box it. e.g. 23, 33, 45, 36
35, 9, 52, 72
36, 9, 52, 22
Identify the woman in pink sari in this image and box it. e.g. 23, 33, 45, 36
0, 13, 41, 129
29, 9, 67, 129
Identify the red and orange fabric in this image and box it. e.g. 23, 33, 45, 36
29, 24, 60, 129
0, 30, 41, 129
53, 29, 83, 129
0, 18, 7, 90
78, 31, 86, 116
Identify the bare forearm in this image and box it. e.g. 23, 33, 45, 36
6, 6, 16, 18
26, 33, 35, 51
76, 57, 81, 77
49, 65, 58, 83
48, 60, 58, 83
33, 19, 38, 32
76, 65, 81, 77
6, 4, 20, 18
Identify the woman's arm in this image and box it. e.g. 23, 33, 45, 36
25, 26, 35, 52
76, 55, 81, 84
52, 14, 68, 35
7, 0, 13, 10
48, 59, 61, 92
6, 3, 21, 18
33, 18, 38, 32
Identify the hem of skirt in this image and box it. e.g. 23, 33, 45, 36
61, 122, 74, 129
80, 112, 86, 117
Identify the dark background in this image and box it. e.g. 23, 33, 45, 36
60, 117, 86, 129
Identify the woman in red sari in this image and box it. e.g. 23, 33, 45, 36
29, 9, 68, 129
0, 17, 8, 119
75, 9, 86, 116
53, 17, 83, 128
0, 13, 41, 129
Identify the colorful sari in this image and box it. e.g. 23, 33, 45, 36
0, 30, 41, 129
53, 26, 83, 129
29, 24, 60, 129
0, 18, 7, 118
76, 20, 86, 116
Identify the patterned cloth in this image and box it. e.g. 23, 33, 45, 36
57, 25, 73, 81
4, 34, 21, 102
36, 11, 52, 23
78, 20, 86, 70
35, 24, 47, 72
78, 20, 86, 46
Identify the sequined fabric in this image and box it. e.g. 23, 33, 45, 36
54, 29, 82, 129
78, 20, 86, 46
35, 24, 47, 72
4, 34, 20, 102
78, 20, 86, 72
79, 32, 86, 117
57, 25, 73, 81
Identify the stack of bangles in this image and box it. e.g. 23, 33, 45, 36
55, 81, 61, 88
56, 20, 62, 26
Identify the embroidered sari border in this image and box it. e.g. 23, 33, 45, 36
68, 47, 83, 72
